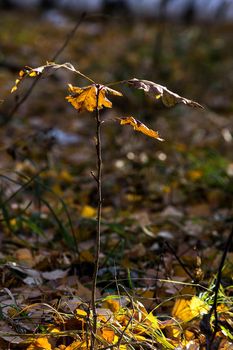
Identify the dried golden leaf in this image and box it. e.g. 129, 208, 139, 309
189, 296, 209, 318
66, 84, 122, 112
80, 205, 96, 218
65, 340, 89, 350
27, 337, 52, 350
128, 78, 204, 108
119, 116, 164, 141
75, 309, 87, 318
11, 69, 30, 93
66, 84, 97, 112
102, 299, 120, 313
101, 327, 116, 343
172, 296, 209, 322
10, 62, 72, 93
172, 298, 194, 322
10, 64, 52, 93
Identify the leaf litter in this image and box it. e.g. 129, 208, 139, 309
0, 10, 233, 350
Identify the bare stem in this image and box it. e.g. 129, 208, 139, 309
7, 13, 86, 120
91, 85, 102, 350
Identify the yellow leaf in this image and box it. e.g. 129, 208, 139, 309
75, 309, 87, 318
172, 296, 209, 322
29, 71, 39, 77
119, 345, 128, 350
10, 62, 65, 93
101, 327, 115, 343
189, 296, 209, 318
11, 67, 40, 93
65, 340, 89, 350
27, 337, 52, 350
187, 170, 203, 181
66, 84, 122, 113
66, 84, 97, 112
58, 170, 73, 182
172, 298, 194, 322
102, 299, 120, 313
131, 333, 147, 341
98, 88, 112, 109
217, 304, 229, 313
119, 116, 164, 141
81, 205, 96, 218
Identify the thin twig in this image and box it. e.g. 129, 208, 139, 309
204, 225, 233, 349
7, 13, 86, 119
117, 285, 134, 346
52, 13, 86, 62
165, 241, 195, 281
91, 85, 102, 350
90, 171, 98, 183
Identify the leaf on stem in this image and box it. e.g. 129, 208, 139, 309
119, 116, 164, 141
66, 84, 122, 112
128, 78, 204, 109
10, 62, 76, 93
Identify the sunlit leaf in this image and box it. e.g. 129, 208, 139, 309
75, 309, 87, 318
100, 327, 116, 343
172, 298, 194, 322
189, 296, 209, 318
119, 345, 128, 350
27, 337, 52, 350
10, 62, 76, 93
172, 296, 209, 322
102, 298, 120, 313
132, 333, 147, 341
65, 340, 89, 350
66, 84, 122, 112
119, 116, 164, 141
128, 78, 204, 108
11, 63, 51, 93
81, 205, 96, 218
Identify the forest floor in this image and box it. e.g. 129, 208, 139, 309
0, 9, 233, 350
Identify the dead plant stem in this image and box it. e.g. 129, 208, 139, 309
91, 85, 102, 350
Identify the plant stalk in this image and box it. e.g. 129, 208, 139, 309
91, 85, 102, 350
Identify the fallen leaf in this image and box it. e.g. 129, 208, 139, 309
0, 322, 24, 344
80, 205, 96, 218
128, 78, 204, 108
102, 298, 120, 313
100, 327, 116, 343
27, 337, 52, 350
172, 298, 194, 322
119, 116, 164, 141
15, 248, 34, 267
172, 296, 209, 322
65, 340, 89, 350
42, 269, 69, 280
